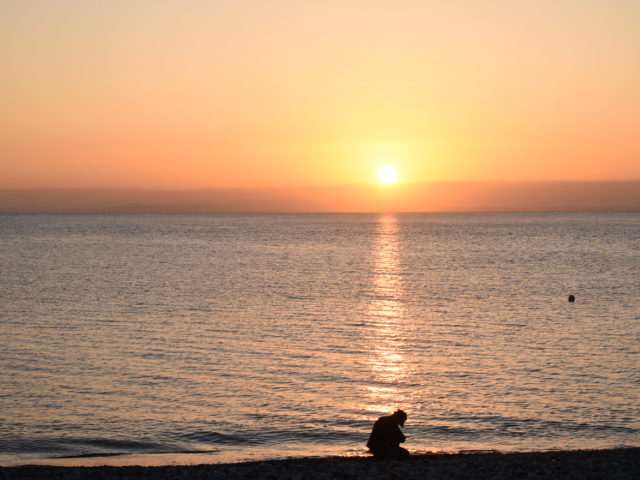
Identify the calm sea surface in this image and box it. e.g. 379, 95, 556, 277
1, 213, 638, 465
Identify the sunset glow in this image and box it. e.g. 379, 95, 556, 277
0, 1, 638, 210
1, 0, 639, 464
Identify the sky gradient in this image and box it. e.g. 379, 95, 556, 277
1, 1, 639, 192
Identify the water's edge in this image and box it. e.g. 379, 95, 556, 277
4, 443, 640, 468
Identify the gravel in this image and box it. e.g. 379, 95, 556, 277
1, 448, 638, 480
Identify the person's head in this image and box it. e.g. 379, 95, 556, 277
392, 409, 407, 426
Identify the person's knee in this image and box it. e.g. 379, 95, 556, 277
369, 448, 384, 460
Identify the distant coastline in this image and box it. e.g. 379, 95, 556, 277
1, 181, 639, 213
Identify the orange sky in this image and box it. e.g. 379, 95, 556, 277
1, 1, 639, 189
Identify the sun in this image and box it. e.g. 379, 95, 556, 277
378, 165, 398, 184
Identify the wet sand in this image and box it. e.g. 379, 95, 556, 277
1, 448, 638, 479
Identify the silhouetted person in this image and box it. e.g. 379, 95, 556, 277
568, 295, 575, 302
366, 409, 410, 460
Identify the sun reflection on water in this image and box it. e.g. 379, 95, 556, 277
364, 213, 410, 414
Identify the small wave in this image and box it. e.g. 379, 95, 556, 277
179, 431, 252, 445
176, 426, 360, 448
0, 436, 167, 458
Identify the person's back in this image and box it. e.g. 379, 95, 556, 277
366, 410, 409, 460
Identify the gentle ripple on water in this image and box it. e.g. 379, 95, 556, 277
0, 212, 638, 464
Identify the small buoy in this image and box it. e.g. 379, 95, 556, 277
568, 295, 575, 302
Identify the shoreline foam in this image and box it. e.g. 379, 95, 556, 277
1, 448, 638, 479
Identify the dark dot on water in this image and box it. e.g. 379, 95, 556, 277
568, 295, 575, 302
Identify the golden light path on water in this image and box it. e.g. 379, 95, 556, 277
364, 214, 413, 416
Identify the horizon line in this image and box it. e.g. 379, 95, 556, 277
2, 179, 640, 192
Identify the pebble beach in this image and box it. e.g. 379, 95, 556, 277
1, 448, 638, 480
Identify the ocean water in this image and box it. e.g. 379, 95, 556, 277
0, 212, 638, 465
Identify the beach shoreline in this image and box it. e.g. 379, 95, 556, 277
1, 447, 638, 479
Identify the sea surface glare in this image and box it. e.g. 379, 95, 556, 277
0, 213, 638, 465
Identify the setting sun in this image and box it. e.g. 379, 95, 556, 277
378, 166, 399, 184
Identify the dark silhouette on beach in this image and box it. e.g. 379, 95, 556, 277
568, 295, 575, 302
366, 409, 410, 460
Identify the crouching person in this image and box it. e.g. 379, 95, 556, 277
366, 409, 410, 460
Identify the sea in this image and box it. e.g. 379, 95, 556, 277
0, 212, 638, 466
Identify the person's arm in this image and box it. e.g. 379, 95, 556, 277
394, 426, 406, 443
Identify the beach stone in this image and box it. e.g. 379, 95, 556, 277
1, 448, 639, 480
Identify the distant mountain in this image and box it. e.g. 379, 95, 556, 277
1, 181, 638, 213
